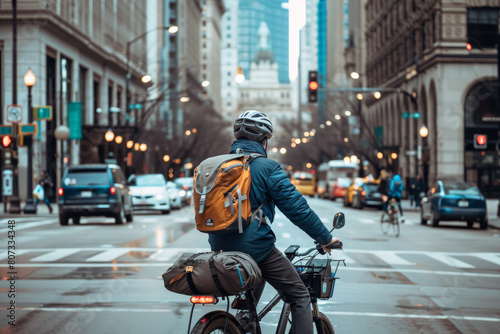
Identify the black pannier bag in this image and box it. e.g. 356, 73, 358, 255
162, 251, 262, 297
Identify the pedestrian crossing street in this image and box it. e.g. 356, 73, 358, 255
1, 247, 500, 270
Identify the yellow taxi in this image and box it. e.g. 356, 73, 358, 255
291, 171, 316, 197
344, 175, 381, 209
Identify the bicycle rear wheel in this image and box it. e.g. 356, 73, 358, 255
190, 311, 243, 334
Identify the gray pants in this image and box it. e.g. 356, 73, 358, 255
254, 247, 313, 334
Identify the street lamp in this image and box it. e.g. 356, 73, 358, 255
23, 68, 36, 214
125, 26, 178, 126
235, 66, 245, 84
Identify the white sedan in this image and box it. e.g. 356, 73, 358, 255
130, 174, 171, 214
166, 181, 183, 210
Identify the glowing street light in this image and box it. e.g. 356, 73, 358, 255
419, 125, 429, 138
105, 129, 114, 142
377, 152, 383, 159
280, 148, 287, 154
163, 155, 170, 162
115, 136, 123, 144
127, 140, 134, 149
235, 66, 245, 84
350, 72, 360, 80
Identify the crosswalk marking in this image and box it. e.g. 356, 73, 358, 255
30, 249, 81, 262
0, 221, 56, 234
4, 247, 500, 271
426, 253, 475, 268
372, 251, 413, 265
359, 219, 376, 224
86, 249, 131, 262
474, 253, 500, 266
0, 249, 30, 260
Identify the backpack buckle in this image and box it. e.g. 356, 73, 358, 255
186, 266, 194, 272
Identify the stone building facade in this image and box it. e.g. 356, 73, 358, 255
362, 0, 499, 197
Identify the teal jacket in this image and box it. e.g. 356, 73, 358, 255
208, 139, 333, 263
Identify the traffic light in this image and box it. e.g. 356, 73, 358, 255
473, 134, 487, 149
2, 136, 12, 148
308, 71, 318, 103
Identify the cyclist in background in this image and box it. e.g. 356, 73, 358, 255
377, 169, 390, 212
208, 110, 340, 334
388, 169, 405, 222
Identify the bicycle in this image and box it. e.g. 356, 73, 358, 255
380, 198, 400, 237
185, 212, 346, 334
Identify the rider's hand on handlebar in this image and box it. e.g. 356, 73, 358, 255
321, 237, 341, 254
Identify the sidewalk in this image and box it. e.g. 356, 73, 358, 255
399, 198, 500, 229
0, 201, 58, 219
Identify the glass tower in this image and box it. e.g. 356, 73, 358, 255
238, 0, 289, 83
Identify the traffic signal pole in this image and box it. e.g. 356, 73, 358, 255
8, 0, 21, 214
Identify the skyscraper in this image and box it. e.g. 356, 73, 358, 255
238, 0, 289, 84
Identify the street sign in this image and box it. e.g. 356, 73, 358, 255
18, 123, 38, 135
109, 107, 121, 112
0, 125, 13, 136
6, 105, 23, 123
68, 102, 82, 140
128, 104, 142, 110
402, 111, 420, 119
34, 106, 53, 120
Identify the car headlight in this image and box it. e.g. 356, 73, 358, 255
179, 190, 186, 197
156, 194, 165, 200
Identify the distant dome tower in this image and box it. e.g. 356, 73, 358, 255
251, 22, 279, 85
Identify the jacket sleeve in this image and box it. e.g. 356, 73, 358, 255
265, 164, 332, 245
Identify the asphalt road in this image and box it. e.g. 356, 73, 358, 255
0, 198, 499, 334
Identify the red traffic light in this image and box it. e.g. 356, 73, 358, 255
309, 81, 318, 90
2, 136, 12, 148
466, 42, 472, 50
476, 134, 486, 146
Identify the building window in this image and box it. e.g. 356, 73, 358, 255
467, 8, 499, 49
93, 77, 100, 125
79, 66, 87, 125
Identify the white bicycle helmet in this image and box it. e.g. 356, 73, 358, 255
234, 110, 273, 141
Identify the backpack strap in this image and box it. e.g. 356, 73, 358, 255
250, 195, 269, 227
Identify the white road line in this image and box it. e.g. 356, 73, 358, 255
359, 218, 376, 224
15, 307, 500, 322
149, 249, 182, 261
282, 232, 291, 239
372, 251, 413, 265
30, 249, 81, 262
0, 221, 55, 234
474, 253, 500, 266
85, 249, 131, 262
426, 252, 475, 269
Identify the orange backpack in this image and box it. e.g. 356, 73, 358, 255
193, 153, 265, 234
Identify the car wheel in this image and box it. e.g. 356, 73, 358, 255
420, 208, 427, 225
466, 220, 474, 229
431, 211, 439, 227
479, 217, 488, 230
125, 211, 133, 223
59, 213, 69, 226
115, 205, 126, 224
72, 216, 80, 224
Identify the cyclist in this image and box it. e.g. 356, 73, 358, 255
388, 169, 405, 222
377, 169, 390, 212
208, 110, 340, 334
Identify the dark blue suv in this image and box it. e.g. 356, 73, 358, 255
58, 164, 133, 225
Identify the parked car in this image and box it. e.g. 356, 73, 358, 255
166, 181, 183, 210
353, 180, 383, 210
174, 177, 194, 205
129, 174, 171, 214
420, 180, 488, 229
58, 164, 133, 225
332, 177, 352, 200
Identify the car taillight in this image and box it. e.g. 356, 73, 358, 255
110, 186, 117, 195
361, 191, 366, 196
58, 188, 64, 196
184, 185, 189, 190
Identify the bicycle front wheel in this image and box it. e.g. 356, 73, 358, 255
380, 213, 390, 235
287, 311, 335, 334
190, 311, 243, 334
391, 215, 400, 237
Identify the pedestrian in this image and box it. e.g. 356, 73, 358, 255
413, 175, 426, 208
34, 170, 54, 213
377, 169, 390, 212
208, 110, 340, 334
408, 176, 417, 207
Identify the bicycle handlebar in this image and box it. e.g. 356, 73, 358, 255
294, 241, 343, 257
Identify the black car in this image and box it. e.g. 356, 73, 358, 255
420, 180, 487, 229
352, 181, 384, 210
58, 164, 133, 225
